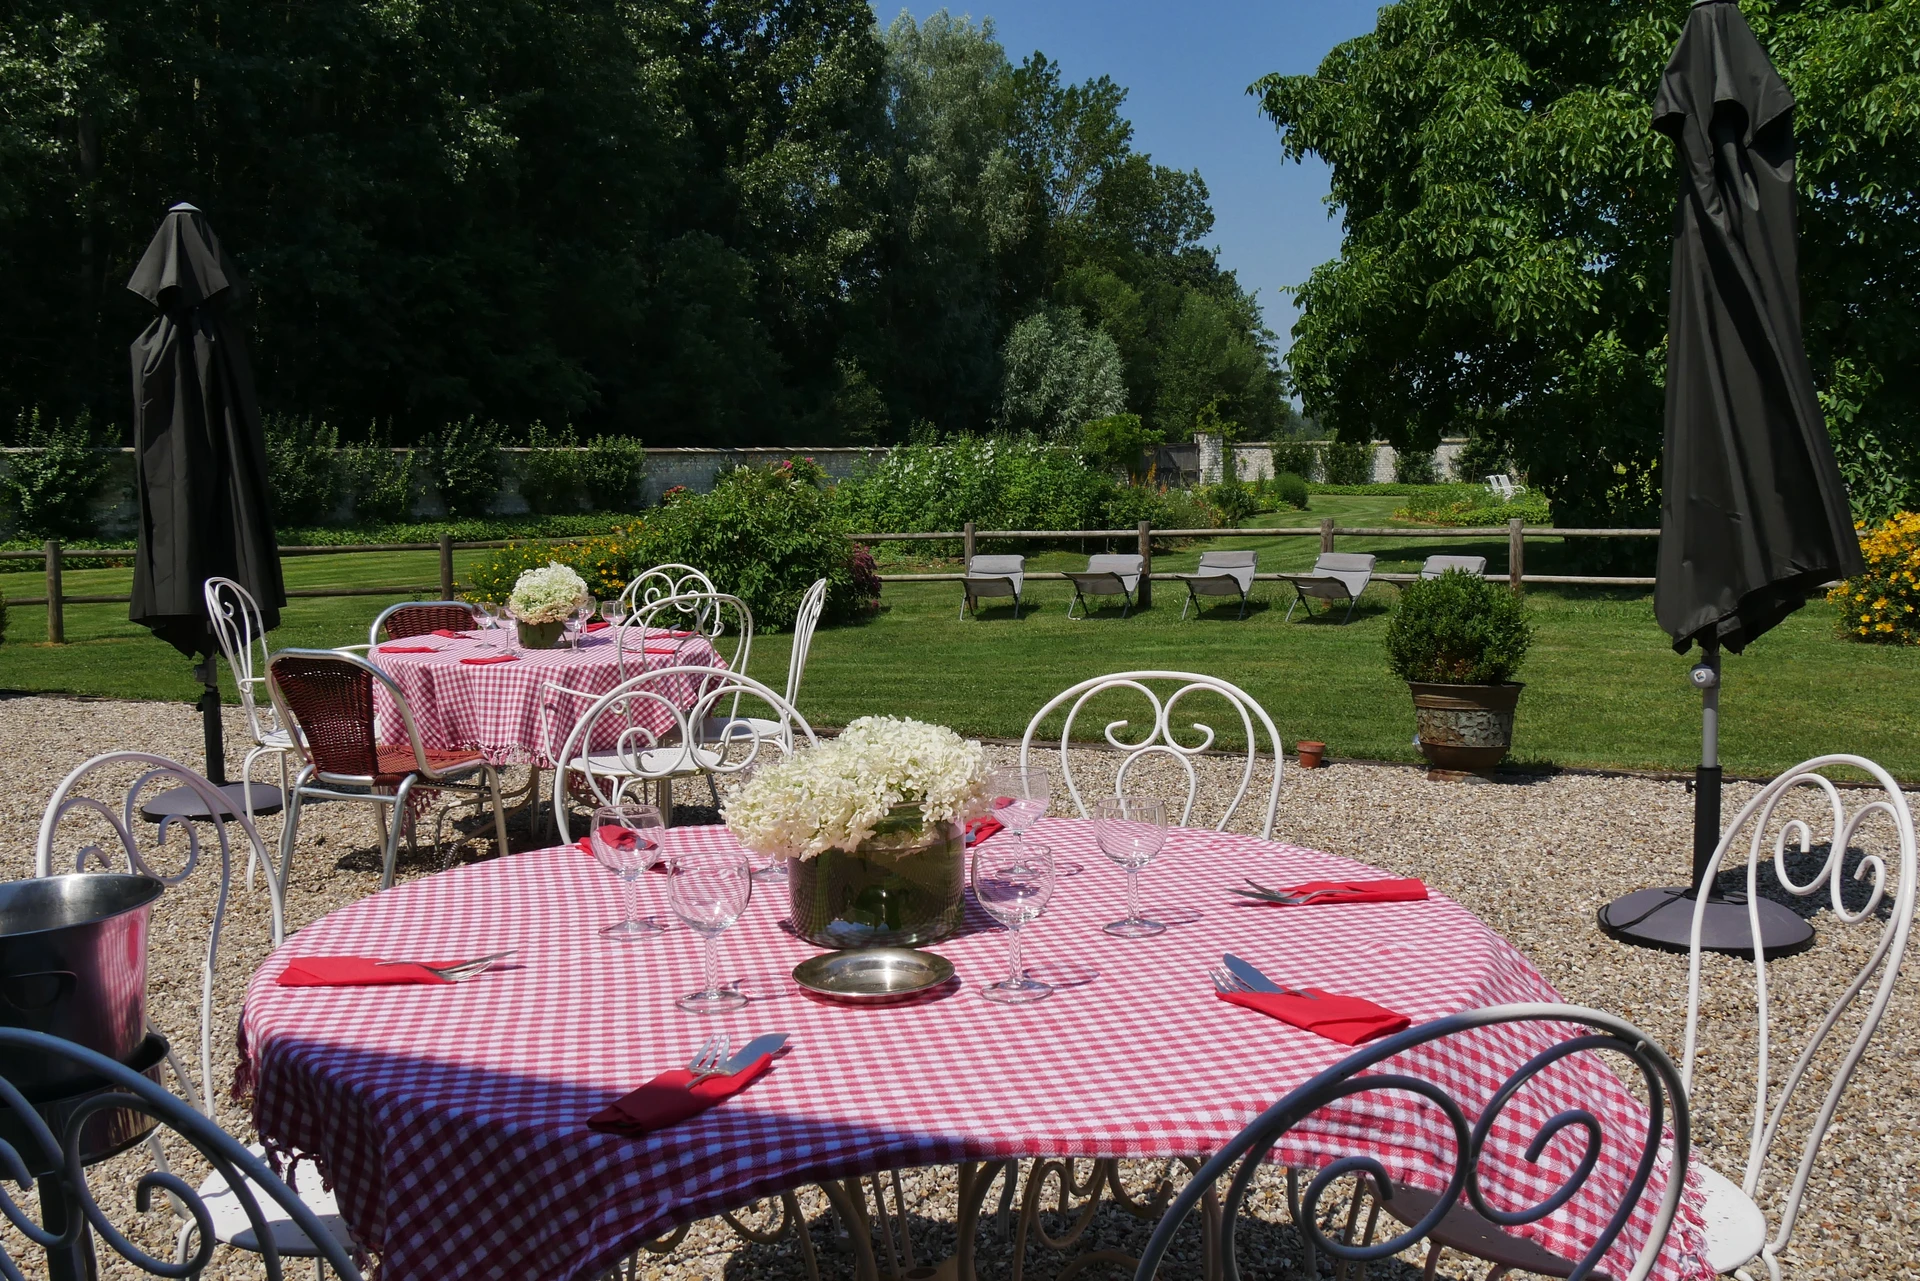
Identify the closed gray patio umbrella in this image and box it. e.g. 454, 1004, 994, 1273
127, 203, 287, 815
1598, 0, 1863, 957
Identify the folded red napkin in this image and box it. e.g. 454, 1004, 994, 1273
460, 653, 519, 665
277, 957, 459, 987
965, 815, 1003, 845
431, 628, 464, 638
378, 644, 438, 654
643, 645, 686, 655
585, 620, 611, 632
587, 1055, 774, 1136
1217, 987, 1411, 1046
1259, 878, 1429, 906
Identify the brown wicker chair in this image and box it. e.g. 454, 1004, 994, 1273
369, 600, 479, 645
266, 648, 509, 890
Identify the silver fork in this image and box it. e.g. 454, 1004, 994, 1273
376, 949, 517, 981
1237, 880, 1348, 906
1209, 966, 1319, 1001
685, 1034, 730, 1086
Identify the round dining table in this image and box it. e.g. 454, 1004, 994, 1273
239, 820, 1711, 1281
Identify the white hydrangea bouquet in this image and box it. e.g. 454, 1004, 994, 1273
507, 562, 590, 624
724, 716, 988, 860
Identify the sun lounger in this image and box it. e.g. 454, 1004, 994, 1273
1177, 551, 1258, 620
1420, 554, 1488, 580
961, 554, 1025, 619
1065, 553, 1144, 619
1281, 552, 1376, 623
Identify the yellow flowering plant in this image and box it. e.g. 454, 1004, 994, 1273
1828, 512, 1920, 645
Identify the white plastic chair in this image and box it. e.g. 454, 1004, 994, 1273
1176, 550, 1257, 620
1064, 554, 1143, 618
1420, 554, 1488, 579
550, 666, 816, 840
1018, 670, 1283, 839
203, 576, 297, 883
1679, 754, 1915, 1279
33, 754, 354, 1268
1281, 551, 1376, 623
961, 554, 1025, 619
1486, 473, 1527, 499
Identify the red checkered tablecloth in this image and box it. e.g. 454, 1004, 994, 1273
240, 821, 1712, 1281
370, 630, 724, 766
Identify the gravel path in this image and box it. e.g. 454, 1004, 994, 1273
1, 694, 1913, 1280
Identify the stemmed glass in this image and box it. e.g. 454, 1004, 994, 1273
669, 847, 753, 1013
599, 596, 629, 635
984, 766, 1078, 875
972, 841, 1056, 1004
591, 803, 667, 938
566, 598, 597, 648
475, 600, 506, 649
1093, 796, 1168, 938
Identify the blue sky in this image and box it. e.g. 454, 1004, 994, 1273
876, 1, 1387, 352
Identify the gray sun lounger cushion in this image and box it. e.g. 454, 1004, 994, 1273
962, 554, 1026, 617
1281, 552, 1376, 623
1065, 554, 1144, 618
1177, 551, 1258, 619
1420, 554, 1488, 579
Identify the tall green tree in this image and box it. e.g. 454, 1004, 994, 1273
1255, 0, 1920, 525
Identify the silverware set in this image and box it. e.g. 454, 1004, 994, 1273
684, 1032, 790, 1087
1229, 879, 1347, 906
1211, 953, 1318, 1000
375, 949, 518, 982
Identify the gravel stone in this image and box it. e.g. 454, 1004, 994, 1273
1, 696, 1913, 1279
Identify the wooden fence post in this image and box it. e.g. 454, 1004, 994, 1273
962, 520, 975, 568
1509, 518, 1525, 595
1137, 520, 1152, 609
439, 532, 455, 599
1319, 517, 1335, 555
44, 540, 64, 644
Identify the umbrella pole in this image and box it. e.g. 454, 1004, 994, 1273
196, 651, 229, 786
138, 649, 283, 822
1690, 642, 1722, 891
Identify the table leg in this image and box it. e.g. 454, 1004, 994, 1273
817, 1178, 882, 1281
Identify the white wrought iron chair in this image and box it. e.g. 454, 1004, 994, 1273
32, 754, 355, 1271
266, 648, 511, 892
1678, 754, 1915, 1279
1135, 1004, 1691, 1281
204, 576, 298, 885
549, 666, 816, 841
619, 562, 717, 616
621, 589, 753, 683
702, 577, 827, 745
1019, 670, 1284, 839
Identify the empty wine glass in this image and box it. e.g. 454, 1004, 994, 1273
600, 596, 629, 631
591, 803, 667, 938
972, 841, 1056, 1004
984, 766, 1079, 875
1093, 796, 1168, 938
472, 600, 502, 649
669, 847, 753, 1013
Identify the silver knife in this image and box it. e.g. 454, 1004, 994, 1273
1223, 954, 1318, 999
721, 1032, 788, 1075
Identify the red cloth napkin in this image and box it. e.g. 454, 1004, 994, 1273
587, 1055, 774, 1136
1217, 988, 1411, 1046
643, 646, 685, 655
277, 957, 459, 987
965, 815, 1003, 845
460, 653, 519, 665
431, 628, 464, 638
378, 644, 438, 654
585, 620, 611, 632
1257, 878, 1429, 906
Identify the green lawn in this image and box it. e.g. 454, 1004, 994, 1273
4, 497, 1914, 779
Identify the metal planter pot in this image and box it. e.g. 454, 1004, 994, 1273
1408, 682, 1523, 780
786, 812, 966, 949
0, 873, 163, 1093
516, 619, 566, 649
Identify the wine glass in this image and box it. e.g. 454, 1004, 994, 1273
473, 600, 503, 649
600, 596, 629, 632
669, 847, 752, 1013
1093, 796, 1168, 938
591, 803, 667, 938
972, 840, 1056, 1004
984, 766, 1078, 875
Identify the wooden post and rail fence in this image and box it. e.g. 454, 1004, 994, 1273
6, 521, 1660, 644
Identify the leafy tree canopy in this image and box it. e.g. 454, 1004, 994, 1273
1254, 0, 1920, 524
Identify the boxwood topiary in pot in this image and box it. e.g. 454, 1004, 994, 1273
1384, 569, 1533, 779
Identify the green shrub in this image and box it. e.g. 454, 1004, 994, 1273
1078, 413, 1161, 482
1394, 485, 1552, 528
342, 430, 417, 524
1393, 447, 1438, 485
517, 423, 587, 514
1270, 439, 1319, 482
1271, 472, 1310, 510
278, 513, 625, 547
425, 417, 503, 518
2, 409, 116, 539
1456, 429, 1512, 483
263, 414, 343, 523
835, 435, 1115, 537
1385, 570, 1533, 685
0, 590, 8, 643
1321, 437, 1375, 485
1205, 479, 1257, 525
581, 433, 646, 510
1141, 485, 1223, 532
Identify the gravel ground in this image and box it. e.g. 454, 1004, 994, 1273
1, 694, 1914, 1280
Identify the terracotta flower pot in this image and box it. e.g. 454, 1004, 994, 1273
1296, 741, 1327, 769
1408, 682, 1523, 780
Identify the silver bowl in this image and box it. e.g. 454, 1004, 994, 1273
792, 947, 956, 1005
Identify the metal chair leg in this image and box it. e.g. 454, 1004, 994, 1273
485, 766, 510, 858
1181, 588, 1194, 621
381, 780, 415, 890
277, 782, 307, 896
1342, 593, 1358, 624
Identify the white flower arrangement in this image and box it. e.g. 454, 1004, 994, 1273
723, 716, 988, 860
507, 562, 590, 624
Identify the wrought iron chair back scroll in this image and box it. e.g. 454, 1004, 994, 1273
203, 576, 283, 750
1681, 754, 1916, 1279
0, 1028, 363, 1280
34, 752, 285, 1117
623, 590, 754, 684
1134, 1004, 1691, 1281
1019, 671, 1283, 839
549, 666, 816, 844
784, 577, 829, 708
620, 563, 718, 618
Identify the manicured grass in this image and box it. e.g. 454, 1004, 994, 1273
2, 499, 1912, 779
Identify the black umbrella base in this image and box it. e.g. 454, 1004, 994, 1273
139, 782, 283, 822
1598, 886, 1814, 959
